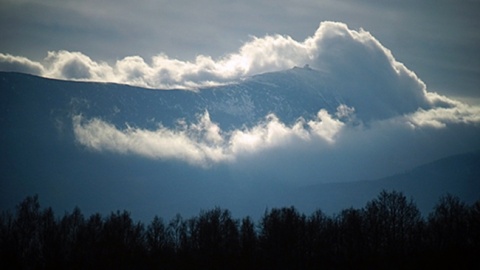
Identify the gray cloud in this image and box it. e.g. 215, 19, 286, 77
60, 59, 91, 79
0, 53, 44, 75
1, 20, 478, 174
0, 21, 442, 95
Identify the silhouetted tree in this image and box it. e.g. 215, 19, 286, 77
145, 215, 174, 268
11, 195, 42, 268
239, 216, 257, 267
0, 210, 16, 269
77, 213, 103, 268
38, 207, 60, 268
466, 199, 480, 269
167, 213, 185, 252
192, 208, 240, 269
304, 209, 332, 268
469, 200, 480, 251
363, 190, 422, 267
146, 216, 169, 251
337, 207, 366, 267
167, 213, 196, 267
259, 206, 306, 269
58, 206, 84, 266
2, 192, 478, 269
427, 194, 474, 268
100, 210, 146, 268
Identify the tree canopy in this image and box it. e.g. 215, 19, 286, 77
1, 191, 478, 269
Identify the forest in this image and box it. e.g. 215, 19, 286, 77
1, 190, 479, 269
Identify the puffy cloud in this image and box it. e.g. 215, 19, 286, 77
306, 23, 436, 121
72, 100, 480, 182
2, 21, 479, 172
73, 111, 229, 166
2, 21, 462, 120
44, 51, 114, 81
406, 103, 480, 129
0, 53, 45, 75
73, 107, 347, 167
0, 21, 429, 93
307, 110, 345, 143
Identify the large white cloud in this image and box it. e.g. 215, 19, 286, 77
0, 53, 45, 75
0, 21, 461, 121
2, 21, 479, 172
73, 107, 346, 167
0, 21, 428, 92
405, 102, 480, 129
72, 99, 480, 169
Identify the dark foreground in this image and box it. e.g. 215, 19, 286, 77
1, 190, 479, 269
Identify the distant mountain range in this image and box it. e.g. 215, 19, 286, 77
292, 150, 480, 215
1, 71, 478, 220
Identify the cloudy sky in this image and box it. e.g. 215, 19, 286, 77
1, 0, 479, 102
1, 0, 480, 219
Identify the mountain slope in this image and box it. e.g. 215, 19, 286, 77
1, 71, 479, 220
1, 68, 342, 132
294, 151, 480, 215
0, 65, 434, 131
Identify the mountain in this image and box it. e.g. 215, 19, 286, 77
0, 67, 339, 132
293, 151, 480, 215
1, 70, 479, 221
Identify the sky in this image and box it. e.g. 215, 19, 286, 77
62, 17, 480, 185
1, 0, 479, 102
1, 0, 480, 173
1, 0, 480, 220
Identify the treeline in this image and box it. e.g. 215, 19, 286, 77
1, 191, 479, 269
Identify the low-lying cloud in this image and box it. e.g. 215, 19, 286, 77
73, 107, 347, 167
72, 98, 480, 169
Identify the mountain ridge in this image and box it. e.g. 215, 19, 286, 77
295, 150, 480, 215
0, 65, 431, 129
1, 70, 479, 220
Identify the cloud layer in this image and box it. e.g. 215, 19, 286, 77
73, 107, 347, 167
72, 98, 480, 169
2, 21, 479, 172
0, 21, 427, 90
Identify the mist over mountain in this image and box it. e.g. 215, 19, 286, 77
1, 68, 479, 221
